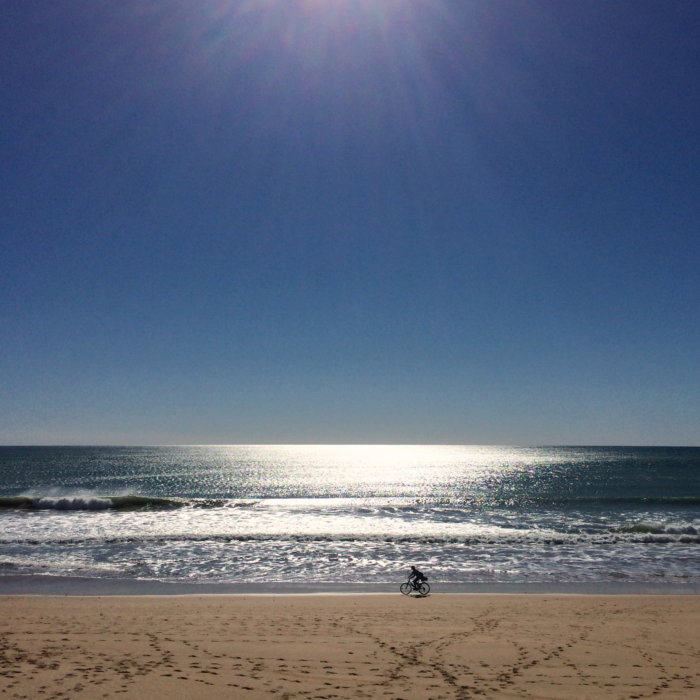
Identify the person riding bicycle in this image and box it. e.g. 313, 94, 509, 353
408, 565, 427, 590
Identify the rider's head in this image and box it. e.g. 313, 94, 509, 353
411, 565, 416, 571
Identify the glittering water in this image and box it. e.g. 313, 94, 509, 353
1, 445, 698, 588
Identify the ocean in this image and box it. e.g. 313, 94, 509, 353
1, 445, 698, 593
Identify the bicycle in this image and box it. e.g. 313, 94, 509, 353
400, 578, 430, 596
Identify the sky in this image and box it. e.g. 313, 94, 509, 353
1, 0, 699, 446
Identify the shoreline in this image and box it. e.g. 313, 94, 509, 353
2, 573, 699, 596
2, 593, 698, 698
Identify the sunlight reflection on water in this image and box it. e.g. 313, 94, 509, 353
2, 446, 697, 586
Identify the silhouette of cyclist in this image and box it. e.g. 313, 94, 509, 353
408, 565, 427, 589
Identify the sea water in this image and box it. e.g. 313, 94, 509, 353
0, 445, 698, 590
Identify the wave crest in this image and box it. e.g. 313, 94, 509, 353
0, 495, 184, 511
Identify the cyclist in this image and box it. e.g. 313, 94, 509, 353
408, 565, 427, 590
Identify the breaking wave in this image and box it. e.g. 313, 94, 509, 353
0, 495, 236, 511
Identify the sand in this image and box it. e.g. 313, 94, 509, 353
1, 594, 698, 699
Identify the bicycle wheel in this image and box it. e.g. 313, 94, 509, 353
399, 582, 412, 595
418, 582, 430, 596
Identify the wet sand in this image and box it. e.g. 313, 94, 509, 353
1, 594, 698, 698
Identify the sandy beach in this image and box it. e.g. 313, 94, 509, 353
1, 594, 698, 699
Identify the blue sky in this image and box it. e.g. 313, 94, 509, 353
2, 0, 698, 445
